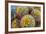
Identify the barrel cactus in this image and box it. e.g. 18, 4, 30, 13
20, 15, 35, 27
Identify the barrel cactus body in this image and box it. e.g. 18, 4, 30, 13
20, 15, 35, 27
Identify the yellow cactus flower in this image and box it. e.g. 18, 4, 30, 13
16, 7, 23, 13
16, 7, 29, 14
34, 9, 40, 16
12, 19, 17, 28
